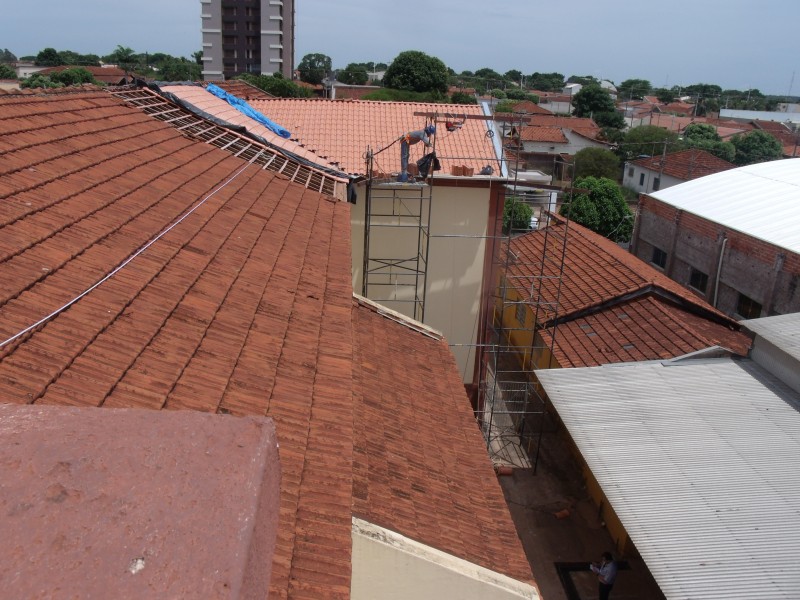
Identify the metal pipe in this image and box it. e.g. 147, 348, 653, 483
713, 237, 728, 307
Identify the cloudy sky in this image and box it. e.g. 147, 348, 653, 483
4, 0, 799, 95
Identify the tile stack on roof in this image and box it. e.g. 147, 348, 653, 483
242, 98, 499, 176
506, 220, 750, 367
630, 148, 735, 181
0, 87, 534, 597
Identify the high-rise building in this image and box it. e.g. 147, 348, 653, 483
200, 0, 295, 81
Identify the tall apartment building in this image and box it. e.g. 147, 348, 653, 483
201, 0, 295, 81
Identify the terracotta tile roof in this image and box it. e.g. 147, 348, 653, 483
512, 100, 553, 115
110, 86, 348, 198
207, 79, 275, 100
520, 115, 600, 140
38, 65, 129, 85
159, 83, 346, 174
518, 126, 568, 143
0, 87, 535, 595
244, 98, 499, 176
630, 148, 735, 180
656, 101, 695, 116
332, 85, 381, 100
506, 220, 749, 366
351, 297, 534, 584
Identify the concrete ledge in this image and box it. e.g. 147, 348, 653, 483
0, 404, 280, 599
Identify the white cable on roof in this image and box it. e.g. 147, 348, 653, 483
0, 151, 263, 350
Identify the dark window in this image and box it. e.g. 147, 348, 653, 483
651, 246, 667, 269
737, 294, 762, 319
515, 302, 527, 325
639, 173, 645, 186
653, 177, 660, 191
628, 167, 634, 177
689, 268, 708, 293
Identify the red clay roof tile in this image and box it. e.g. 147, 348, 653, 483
630, 148, 735, 180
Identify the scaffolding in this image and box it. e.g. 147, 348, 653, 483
360, 109, 574, 472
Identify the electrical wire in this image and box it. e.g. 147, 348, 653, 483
0, 151, 263, 351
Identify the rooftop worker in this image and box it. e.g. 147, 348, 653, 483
398, 125, 435, 182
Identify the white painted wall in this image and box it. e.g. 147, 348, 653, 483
351, 179, 494, 382
351, 518, 538, 600
622, 163, 683, 194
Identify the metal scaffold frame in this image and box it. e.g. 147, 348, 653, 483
360, 109, 575, 472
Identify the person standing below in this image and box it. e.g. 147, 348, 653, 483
398, 125, 435, 182
590, 551, 618, 600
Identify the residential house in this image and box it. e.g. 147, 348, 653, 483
498, 218, 749, 372
752, 119, 800, 157
510, 100, 553, 116
38, 65, 130, 85
537, 311, 800, 599
622, 148, 736, 194
631, 158, 800, 318
0, 86, 538, 599
537, 92, 574, 115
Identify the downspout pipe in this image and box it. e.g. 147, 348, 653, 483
713, 237, 728, 308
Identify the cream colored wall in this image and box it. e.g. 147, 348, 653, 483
351, 518, 538, 600
351, 181, 492, 383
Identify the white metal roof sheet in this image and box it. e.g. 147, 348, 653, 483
537, 358, 800, 600
742, 313, 800, 363
648, 158, 800, 253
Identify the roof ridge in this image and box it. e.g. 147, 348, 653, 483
352, 294, 442, 340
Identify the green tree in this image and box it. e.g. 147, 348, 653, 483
50, 67, 97, 86
505, 87, 527, 100
560, 176, 633, 242
682, 123, 735, 161
337, 63, 369, 85
730, 130, 784, 165
573, 84, 615, 117
237, 73, 311, 98
652, 87, 674, 103
383, 50, 449, 94
192, 51, 203, 65
297, 53, 331, 85
451, 91, 477, 105
527, 72, 564, 92
158, 58, 201, 81
619, 125, 680, 159
0, 48, 17, 63
567, 74, 598, 86
503, 196, 533, 234
505, 69, 522, 83
493, 100, 517, 113
35, 47, 64, 66
490, 88, 507, 99
20, 74, 62, 89
0, 63, 16, 79
573, 148, 620, 180
593, 111, 625, 130
617, 78, 651, 100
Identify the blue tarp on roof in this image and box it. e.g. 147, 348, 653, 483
206, 83, 291, 139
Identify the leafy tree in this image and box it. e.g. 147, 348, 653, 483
158, 58, 201, 81
383, 50, 448, 94
475, 67, 503, 80
21, 74, 63, 89
652, 87, 674, 103
50, 67, 97, 86
525, 93, 540, 103
0, 63, 16, 79
560, 176, 633, 242
593, 111, 625, 130
505, 88, 527, 100
35, 47, 64, 67
450, 91, 477, 105
567, 74, 598, 86
505, 69, 522, 83
617, 78, 651, 100
192, 51, 203, 65
0, 48, 17, 63
526, 72, 564, 92
619, 125, 680, 159
337, 63, 369, 85
683, 83, 722, 98
503, 196, 533, 234
494, 100, 517, 113
237, 73, 312, 98
362, 88, 447, 103
297, 52, 331, 85
730, 130, 784, 165
572, 84, 615, 117
573, 148, 620, 180
681, 123, 735, 162
490, 88, 506, 99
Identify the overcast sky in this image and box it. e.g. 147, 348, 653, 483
4, 0, 799, 95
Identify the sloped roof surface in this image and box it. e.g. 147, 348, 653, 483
518, 127, 568, 143
352, 298, 534, 584
243, 98, 498, 175
648, 157, 800, 253
509, 220, 748, 366
630, 148, 735, 181
538, 358, 800, 600
522, 114, 600, 138
160, 84, 345, 173
512, 100, 553, 115
0, 88, 534, 594
208, 79, 275, 100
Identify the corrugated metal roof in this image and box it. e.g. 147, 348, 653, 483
648, 158, 800, 253
537, 358, 800, 600
742, 313, 800, 363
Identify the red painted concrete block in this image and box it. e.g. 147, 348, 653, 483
0, 404, 280, 599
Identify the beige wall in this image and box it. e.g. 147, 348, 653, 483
352, 180, 494, 382
351, 518, 538, 600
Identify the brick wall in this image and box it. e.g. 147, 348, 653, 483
634, 196, 800, 317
